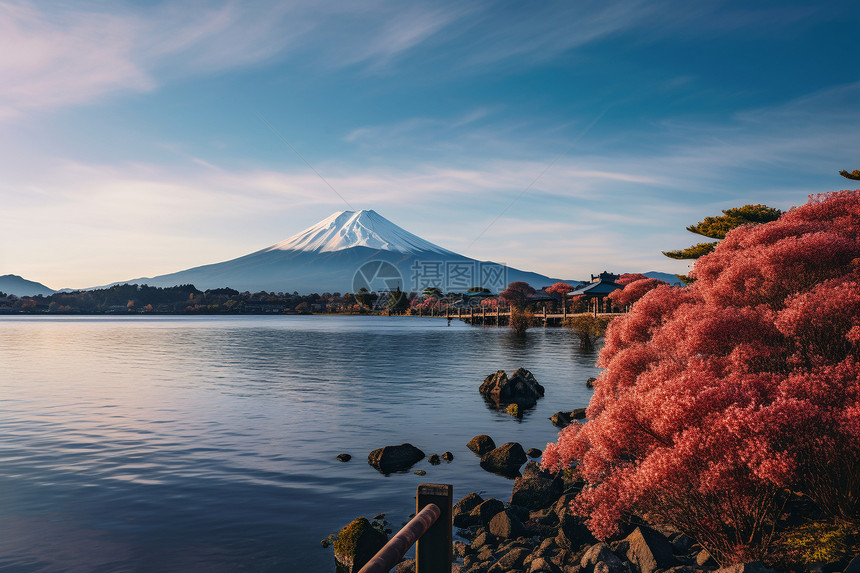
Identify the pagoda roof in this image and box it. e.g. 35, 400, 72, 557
570, 279, 622, 297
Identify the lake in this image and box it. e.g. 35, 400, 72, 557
0, 315, 599, 572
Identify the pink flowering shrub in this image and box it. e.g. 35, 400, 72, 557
616, 273, 649, 286
608, 278, 668, 308
543, 191, 860, 563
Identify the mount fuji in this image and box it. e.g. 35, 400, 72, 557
110, 210, 564, 294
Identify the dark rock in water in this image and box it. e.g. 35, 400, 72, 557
510, 473, 563, 510
367, 443, 425, 473
337, 453, 352, 462
623, 526, 677, 573
467, 434, 496, 455
442, 451, 453, 461
526, 447, 542, 458
489, 509, 527, 539
333, 517, 387, 573
413, 470, 426, 476
551, 409, 587, 427
480, 442, 527, 477
550, 411, 572, 427
428, 454, 441, 465
586, 377, 596, 388
479, 368, 545, 408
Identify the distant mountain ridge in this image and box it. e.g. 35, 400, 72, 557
0, 274, 56, 297
106, 210, 566, 294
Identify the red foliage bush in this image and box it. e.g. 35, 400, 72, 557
616, 273, 649, 286
608, 278, 668, 308
543, 191, 860, 563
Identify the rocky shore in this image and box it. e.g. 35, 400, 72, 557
327, 369, 859, 573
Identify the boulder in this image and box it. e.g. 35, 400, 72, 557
623, 526, 676, 573
468, 434, 496, 455
367, 443, 425, 473
480, 442, 528, 476
571, 408, 587, 420
428, 454, 441, 465
586, 377, 596, 388
528, 556, 563, 573
696, 549, 715, 567
581, 542, 625, 573
453, 493, 484, 527
527, 448, 542, 458
580, 543, 625, 573
550, 411, 573, 427
455, 492, 484, 516
511, 474, 563, 509
489, 509, 528, 539
442, 451, 454, 461
472, 530, 495, 549
494, 547, 531, 571
337, 453, 352, 462
522, 460, 557, 480
715, 563, 776, 573
555, 512, 594, 550
333, 517, 387, 573
479, 368, 545, 408
471, 498, 506, 526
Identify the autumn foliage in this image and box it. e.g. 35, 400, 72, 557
543, 191, 860, 564
607, 277, 667, 308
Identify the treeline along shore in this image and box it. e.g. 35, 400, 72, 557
0, 283, 377, 315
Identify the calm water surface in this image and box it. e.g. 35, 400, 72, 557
0, 315, 599, 572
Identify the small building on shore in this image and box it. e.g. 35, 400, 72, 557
568, 271, 622, 312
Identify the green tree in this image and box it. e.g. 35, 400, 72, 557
422, 286, 443, 298
354, 288, 377, 308
663, 204, 783, 260
387, 289, 409, 313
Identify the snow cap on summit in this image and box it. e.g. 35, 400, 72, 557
268, 210, 455, 255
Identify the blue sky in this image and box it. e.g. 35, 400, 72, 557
1, 0, 857, 289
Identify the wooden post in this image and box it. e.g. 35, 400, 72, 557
416, 483, 452, 573
543, 306, 547, 326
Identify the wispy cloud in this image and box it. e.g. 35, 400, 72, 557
7, 0, 811, 120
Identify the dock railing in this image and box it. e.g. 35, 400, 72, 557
358, 483, 453, 573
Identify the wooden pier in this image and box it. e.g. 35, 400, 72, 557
438, 307, 619, 327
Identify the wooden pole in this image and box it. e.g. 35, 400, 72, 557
358, 503, 441, 573
416, 483, 453, 573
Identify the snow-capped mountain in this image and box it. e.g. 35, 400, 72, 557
106, 210, 564, 294
268, 210, 455, 255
